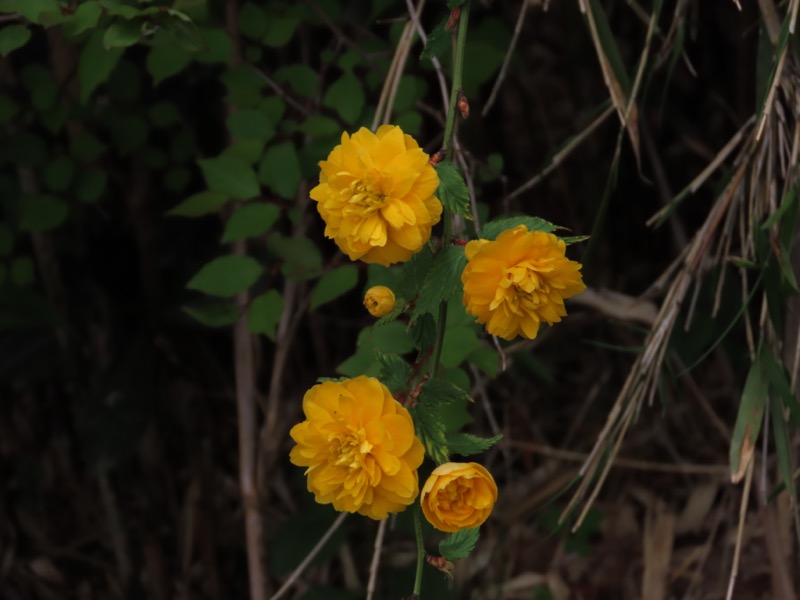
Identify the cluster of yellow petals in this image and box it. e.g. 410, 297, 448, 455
461, 225, 586, 341
363, 285, 396, 318
289, 376, 424, 520
421, 462, 498, 532
310, 125, 442, 266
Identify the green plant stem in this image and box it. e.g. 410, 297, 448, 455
430, 1, 471, 381
413, 504, 425, 597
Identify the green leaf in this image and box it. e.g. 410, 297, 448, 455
18, 194, 68, 231
409, 312, 436, 352
421, 17, 449, 62
439, 528, 479, 561
413, 245, 467, 317
729, 351, 767, 482
440, 325, 481, 369
147, 44, 192, 86
183, 302, 240, 327
195, 27, 233, 63
397, 244, 433, 300
263, 16, 298, 48
297, 115, 341, 137
323, 74, 364, 124
103, 19, 142, 49
435, 161, 471, 219
43, 156, 75, 192
79, 31, 124, 103
169, 190, 230, 217
70, 132, 106, 162
108, 114, 149, 154
480, 216, 558, 241
0, 0, 58, 23
0, 223, 13, 255
248, 290, 283, 340
376, 352, 412, 395
420, 377, 472, 406
310, 265, 358, 310
269, 236, 323, 281
447, 432, 502, 457
0, 24, 31, 56
62, 1, 102, 37
258, 142, 301, 199
238, 2, 268, 40
75, 169, 107, 203
10, 132, 47, 166
187, 254, 263, 297
221, 203, 280, 242
275, 64, 317, 97
410, 401, 448, 464
199, 155, 260, 200
11, 256, 35, 286
223, 140, 265, 165
227, 109, 276, 142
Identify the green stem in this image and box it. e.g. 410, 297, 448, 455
413, 504, 425, 596
429, 1, 471, 381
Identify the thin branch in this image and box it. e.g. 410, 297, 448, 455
365, 519, 388, 600
482, 0, 529, 116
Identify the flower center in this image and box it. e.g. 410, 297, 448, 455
501, 263, 550, 309
345, 178, 386, 216
332, 426, 373, 470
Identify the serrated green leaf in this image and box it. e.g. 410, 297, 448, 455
248, 290, 283, 339
413, 245, 467, 317
310, 265, 358, 310
411, 402, 448, 464
397, 244, 433, 300
222, 203, 280, 242
409, 312, 436, 352
169, 191, 229, 217
435, 161, 471, 219
480, 216, 558, 241
18, 194, 68, 231
187, 254, 263, 297
447, 433, 502, 457
182, 302, 240, 327
199, 155, 260, 200
79, 31, 124, 103
420, 17, 449, 61
377, 352, 412, 395
420, 377, 472, 406
0, 24, 31, 56
323, 74, 364, 124
259, 141, 301, 199
439, 527, 479, 561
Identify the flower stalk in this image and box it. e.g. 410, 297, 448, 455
430, 0, 471, 381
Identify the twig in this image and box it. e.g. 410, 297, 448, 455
226, 1, 267, 598
403, 0, 449, 113
98, 474, 132, 585
270, 513, 349, 600
725, 459, 754, 600
482, 0, 529, 116
365, 519, 388, 600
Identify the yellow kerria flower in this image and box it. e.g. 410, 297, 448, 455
289, 376, 425, 520
363, 285, 396, 318
461, 225, 586, 341
310, 125, 442, 266
421, 462, 498, 532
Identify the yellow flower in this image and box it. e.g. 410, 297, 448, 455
363, 285, 396, 317
289, 376, 425, 520
461, 225, 586, 341
420, 462, 498, 532
310, 125, 442, 266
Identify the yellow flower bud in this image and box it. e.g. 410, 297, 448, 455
363, 286, 396, 317
421, 462, 498, 532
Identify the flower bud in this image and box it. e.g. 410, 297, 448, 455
421, 462, 498, 532
363, 286, 396, 317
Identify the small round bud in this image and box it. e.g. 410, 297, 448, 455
363, 286, 396, 317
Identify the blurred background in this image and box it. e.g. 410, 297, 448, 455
1, 0, 798, 598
